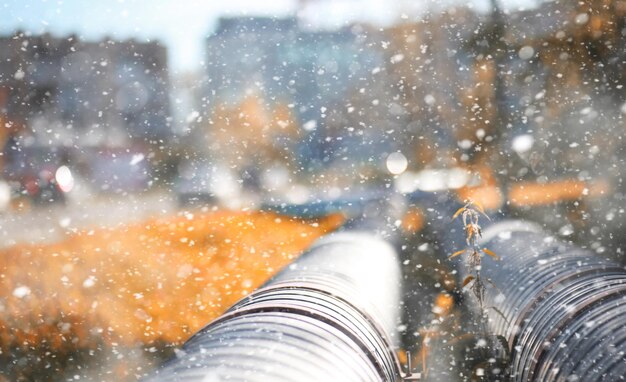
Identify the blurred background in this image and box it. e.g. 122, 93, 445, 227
1, 0, 626, 380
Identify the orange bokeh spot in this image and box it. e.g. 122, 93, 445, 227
509, 179, 610, 207
401, 207, 425, 233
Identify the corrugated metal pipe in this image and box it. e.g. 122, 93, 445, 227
468, 220, 626, 381
147, 231, 407, 381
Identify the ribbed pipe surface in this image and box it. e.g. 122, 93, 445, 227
148, 231, 402, 382
476, 221, 626, 381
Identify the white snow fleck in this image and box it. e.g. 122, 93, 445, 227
82, 276, 97, 288
302, 120, 317, 131
559, 225, 574, 236
186, 110, 200, 123
390, 53, 404, 64
458, 139, 473, 150
130, 153, 145, 165
60, 322, 71, 333
13, 286, 31, 299
518, 46, 535, 60
512, 134, 534, 153
575, 13, 589, 25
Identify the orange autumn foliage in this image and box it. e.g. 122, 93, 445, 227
0, 210, 342, 355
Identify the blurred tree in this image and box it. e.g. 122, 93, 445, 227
461, 0, 506, 167
0, 87, 26, 172
208, 95, 300, 184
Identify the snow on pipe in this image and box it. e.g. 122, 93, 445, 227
472, 220, 626, 381
147, 231, 404, 382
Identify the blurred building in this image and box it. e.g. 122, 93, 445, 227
0, 32, 171, 148
201, 17, 386, 173
0, 32, 172, 194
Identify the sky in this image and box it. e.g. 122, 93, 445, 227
0, 0, 538, 73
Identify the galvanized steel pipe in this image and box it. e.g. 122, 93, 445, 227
471, 220, 626, 381
148, 231, 403, 381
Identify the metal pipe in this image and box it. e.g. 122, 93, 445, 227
147, 231, 404, 381
470, 220, 626, 381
